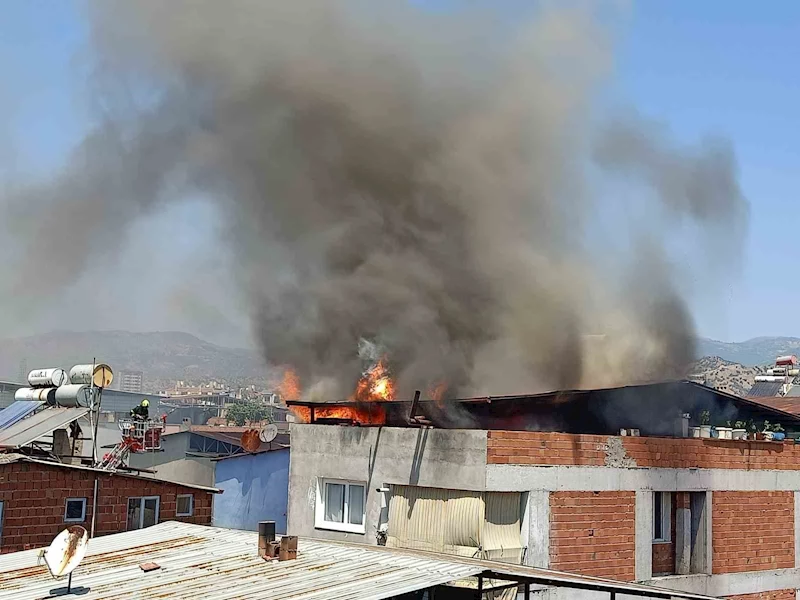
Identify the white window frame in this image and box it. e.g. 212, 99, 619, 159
176, 494, 194, 517
653, 491, 671, 543
127, 496, 160, 531
64, 498, 87, 523
314, 478, 366, 534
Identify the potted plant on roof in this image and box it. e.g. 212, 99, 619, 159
699, 410, 712, 438
769, 422, 786, 442
755, 421, 767, 441
732, 421, 747, 440
717, 421, 733, 440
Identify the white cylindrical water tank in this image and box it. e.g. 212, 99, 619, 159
754, 375, 788, 382
69, 364, 113, 388
14, 387, 57, 403
55, 384, 92, 407
27, 368, 68, 388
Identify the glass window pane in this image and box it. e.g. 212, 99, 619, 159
177, 495, 193, 516
66, 499, 85, 521
653, 492, 663, 539
348, 485, 364, 525
127, 498, 141, 531
325, 483, 345, 523
143, 497, 159, 528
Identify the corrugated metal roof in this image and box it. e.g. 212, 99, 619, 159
0, 522, 718, 600
0, 400, 43, 430
0, 407, 88, 448
746, 396, 800, 416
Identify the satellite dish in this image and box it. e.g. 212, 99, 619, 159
41, 526, 89, 579
259, 423, 278, 444
240, 429, 261, 453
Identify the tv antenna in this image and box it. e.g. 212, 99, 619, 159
38, 525, 89, 594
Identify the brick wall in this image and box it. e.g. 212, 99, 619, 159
0, 461, 214, 553
712, 491, 794, 574
487, 430, 800, 470
549, 491, 636, 581
727, 591, 796, 600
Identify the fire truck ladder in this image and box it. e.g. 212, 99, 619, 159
97, 419, 163, 471
97, 437, 138, 470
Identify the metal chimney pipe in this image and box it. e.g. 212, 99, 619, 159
258, 521, 276, 558
408, 390, 421, 423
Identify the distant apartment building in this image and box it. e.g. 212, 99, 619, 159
287, 381, 800, 599
118, 370, 144, 394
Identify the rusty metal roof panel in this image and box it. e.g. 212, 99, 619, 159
0, 522, 478, 600
0, 522, 719, 600
0, 406, 88, 448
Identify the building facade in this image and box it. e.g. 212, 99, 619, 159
213, 448, 290, 533
288, 423, 800, 599
118, 370, 144, 394
0, 454, 216, 554
128, 426, 290, 487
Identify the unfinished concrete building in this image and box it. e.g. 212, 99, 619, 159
286, 381, 800, 599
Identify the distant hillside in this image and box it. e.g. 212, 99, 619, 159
0, 331, 273, 387
697, 337, 800, 367
687, 356, 763, 397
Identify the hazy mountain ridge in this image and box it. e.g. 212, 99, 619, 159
697, 336, 800, 366
0, 331, 793, 397
0, 330, 273, 387
686, 356, 763, 397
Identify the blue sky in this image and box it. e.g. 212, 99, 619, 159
1, 1, 799, 344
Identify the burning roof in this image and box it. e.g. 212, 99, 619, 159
287, 380, 800, 436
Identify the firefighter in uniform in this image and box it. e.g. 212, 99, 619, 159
130, 398, 150, 421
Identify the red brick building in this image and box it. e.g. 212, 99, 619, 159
0, 453, 218, 553
286, 381, 800, 599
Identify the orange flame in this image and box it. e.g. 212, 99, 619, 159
278, 368, 301, 401
286, 357, 395, 426
350, 357, 395, 402
289, 404, 386, 425
427, 382, 447, 402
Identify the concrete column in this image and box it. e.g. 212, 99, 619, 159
675, 492, 691, 575
795, 492, 800, 568
523, 490, 550, 567
635, 490, 653, 581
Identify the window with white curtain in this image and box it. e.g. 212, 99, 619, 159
315, 478, 366, 533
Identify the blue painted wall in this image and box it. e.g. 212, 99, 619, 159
212, 448, 290, 533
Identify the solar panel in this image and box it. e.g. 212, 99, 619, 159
0, 400, 44, 430
745, 381, 783, 397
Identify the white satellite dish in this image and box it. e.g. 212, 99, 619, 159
259, 423, 279, 443
40, 525, 89, 585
